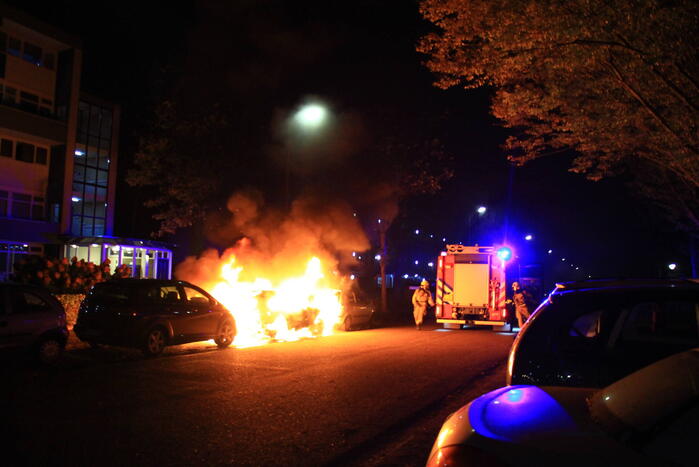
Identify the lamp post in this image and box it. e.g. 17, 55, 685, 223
287, 102, 329, 207
467, 205, 487, 245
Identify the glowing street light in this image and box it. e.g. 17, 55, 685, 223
668, 263, 677, 271
525, 234, 533, 241
294, 103, 327, 130
477, 206, 487, 215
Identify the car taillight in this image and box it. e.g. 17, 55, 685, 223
427, 445, 507, 467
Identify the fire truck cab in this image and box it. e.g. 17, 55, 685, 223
435, 245, 510, 330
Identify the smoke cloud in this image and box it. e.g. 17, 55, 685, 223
175, 189, 370, 288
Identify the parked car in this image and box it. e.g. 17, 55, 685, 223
507, 279, 699, 387
339, 290, 376, 331
0, 282, 68, 364
427, 348, 699, 467
74, 279, 236, 356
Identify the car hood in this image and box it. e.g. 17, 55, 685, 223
430, 385, 600, 460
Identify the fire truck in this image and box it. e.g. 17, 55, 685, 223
435, 244, 511, 330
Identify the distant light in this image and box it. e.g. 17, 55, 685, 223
429, 234, 434, 238
440, 251, 447, 256
428, 262, 434, 268
357, 256, 362, 260
414, 260, 419, 265
70, 244, 78, 248
413, 274, 419, 278
403, 274, 409, 279
374, 254, 381, 261
71, 197, 80, 202
294, 103, 327, 129
548, 249, 553, 254
442, 238, 446, 242
415, 229, 420, 235
22, 244, 28, 247
525, 234, 533, 241
477, 206, 487, 215
353, 213, 357, 217
668, 263, 677, 271
561, 258, 566, 262
377, 218, 382, 224
575, 267, 579, 270
90, 244, 99, 247
350, 274, 356, 280
352, 252, 356, 257
74, 149, 85, 156
496, 246, 513, 262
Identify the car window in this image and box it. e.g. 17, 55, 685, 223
619, 301, 698, 345
143, 286, 182, 303
11, 290, 52, 314
90, 285, 130, 303
182, 286, 211, 305
569, 310, 603, 338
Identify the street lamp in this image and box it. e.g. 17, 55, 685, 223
293, 103, 327, 131
477, 206, 487, 215
525, 234, 533, 241
668, 263, 677, 271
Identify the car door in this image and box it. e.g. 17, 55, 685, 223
142, 285, 189, 340
603, 292, 699, 385
180, 285, 220, 339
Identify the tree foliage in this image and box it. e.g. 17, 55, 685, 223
419, 0, 699, 191
126, 101, 232, 236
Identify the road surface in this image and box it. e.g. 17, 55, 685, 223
4, 324, 514, 466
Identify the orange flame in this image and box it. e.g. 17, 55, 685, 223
208, 255, 343, 347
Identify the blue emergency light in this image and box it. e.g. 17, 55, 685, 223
496, 246, 513, 261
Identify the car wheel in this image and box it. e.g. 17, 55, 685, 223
142, 327, 166, 357
37, 338, 64, 365
343, 316, 353, 332
215, 318, 236, 349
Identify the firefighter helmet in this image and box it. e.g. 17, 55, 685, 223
421, 279, 430, 287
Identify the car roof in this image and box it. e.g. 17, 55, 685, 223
551, 278, 699, 299
95, 279, 192, 288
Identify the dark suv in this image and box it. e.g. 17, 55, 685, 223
74, 279, 236, 356
507, 279, 699, 387
0, 283, 68, 364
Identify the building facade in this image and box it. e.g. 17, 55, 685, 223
0, 5, 172, 280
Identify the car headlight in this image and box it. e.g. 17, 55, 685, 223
426, 445, 507, 467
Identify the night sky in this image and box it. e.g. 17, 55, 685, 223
13, 0, 688, 282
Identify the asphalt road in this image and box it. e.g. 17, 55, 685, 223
4, 324, 515, 466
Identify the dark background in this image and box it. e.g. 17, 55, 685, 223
12, 0, 690, 285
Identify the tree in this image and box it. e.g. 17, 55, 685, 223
126, 100, 233, 236
419, 0, 698, 204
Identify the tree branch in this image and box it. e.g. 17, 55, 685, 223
606, 57, 699, 157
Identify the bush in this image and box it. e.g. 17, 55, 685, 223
11, 255, 132, 294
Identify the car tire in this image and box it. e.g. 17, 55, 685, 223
343, 316, 353, 332
142, 327, 167, 357
36, 338, 64, 365
214, 318, 236, 349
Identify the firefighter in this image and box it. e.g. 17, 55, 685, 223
512, 281, 531, 329
412, 279, 435, 330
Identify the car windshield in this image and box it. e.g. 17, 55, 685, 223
588, 348, 699, 437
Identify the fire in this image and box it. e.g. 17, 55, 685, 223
207, 255, 343, 347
